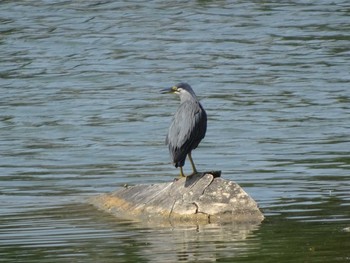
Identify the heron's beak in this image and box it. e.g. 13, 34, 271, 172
161, 86, 178, 94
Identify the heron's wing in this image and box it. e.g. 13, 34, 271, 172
167, 101, 207, 165
192, 102, 207, 149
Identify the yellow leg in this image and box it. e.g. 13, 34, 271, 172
188, 152, 198, 175
179, 166, 185, 177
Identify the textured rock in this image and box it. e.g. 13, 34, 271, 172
90, 172, 264, 224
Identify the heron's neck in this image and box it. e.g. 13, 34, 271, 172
179, 93, 198, 104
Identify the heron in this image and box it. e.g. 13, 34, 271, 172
161, 83, 207, 177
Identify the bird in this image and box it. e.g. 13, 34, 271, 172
161, 83, 207, 177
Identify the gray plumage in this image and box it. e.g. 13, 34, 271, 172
161, 83, 207, 177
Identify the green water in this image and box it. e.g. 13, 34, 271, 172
1, 0, 349, 262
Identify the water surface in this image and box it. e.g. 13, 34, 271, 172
1, 0, 350, 262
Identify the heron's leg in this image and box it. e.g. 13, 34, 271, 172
188, 152, 198, 174
179, 166, 185, 177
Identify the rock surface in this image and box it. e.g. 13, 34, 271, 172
90, 172, 264, 224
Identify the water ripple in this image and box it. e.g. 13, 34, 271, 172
1, 0, 350, 262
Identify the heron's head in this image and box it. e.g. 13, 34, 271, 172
161, 83, 197, 101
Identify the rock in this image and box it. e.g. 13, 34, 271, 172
89, 172, 264, 224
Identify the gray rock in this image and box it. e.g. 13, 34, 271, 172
89, 172, 264, 224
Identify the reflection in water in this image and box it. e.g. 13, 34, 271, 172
138, 223, 260, 262
0, 204, 261, 262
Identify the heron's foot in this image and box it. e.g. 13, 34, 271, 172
179, 167, 186, 178
178, 167, 201, 178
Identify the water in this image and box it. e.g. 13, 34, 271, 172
1, 0, 350, 262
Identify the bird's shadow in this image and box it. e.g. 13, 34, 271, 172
183, 170, 221, 188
